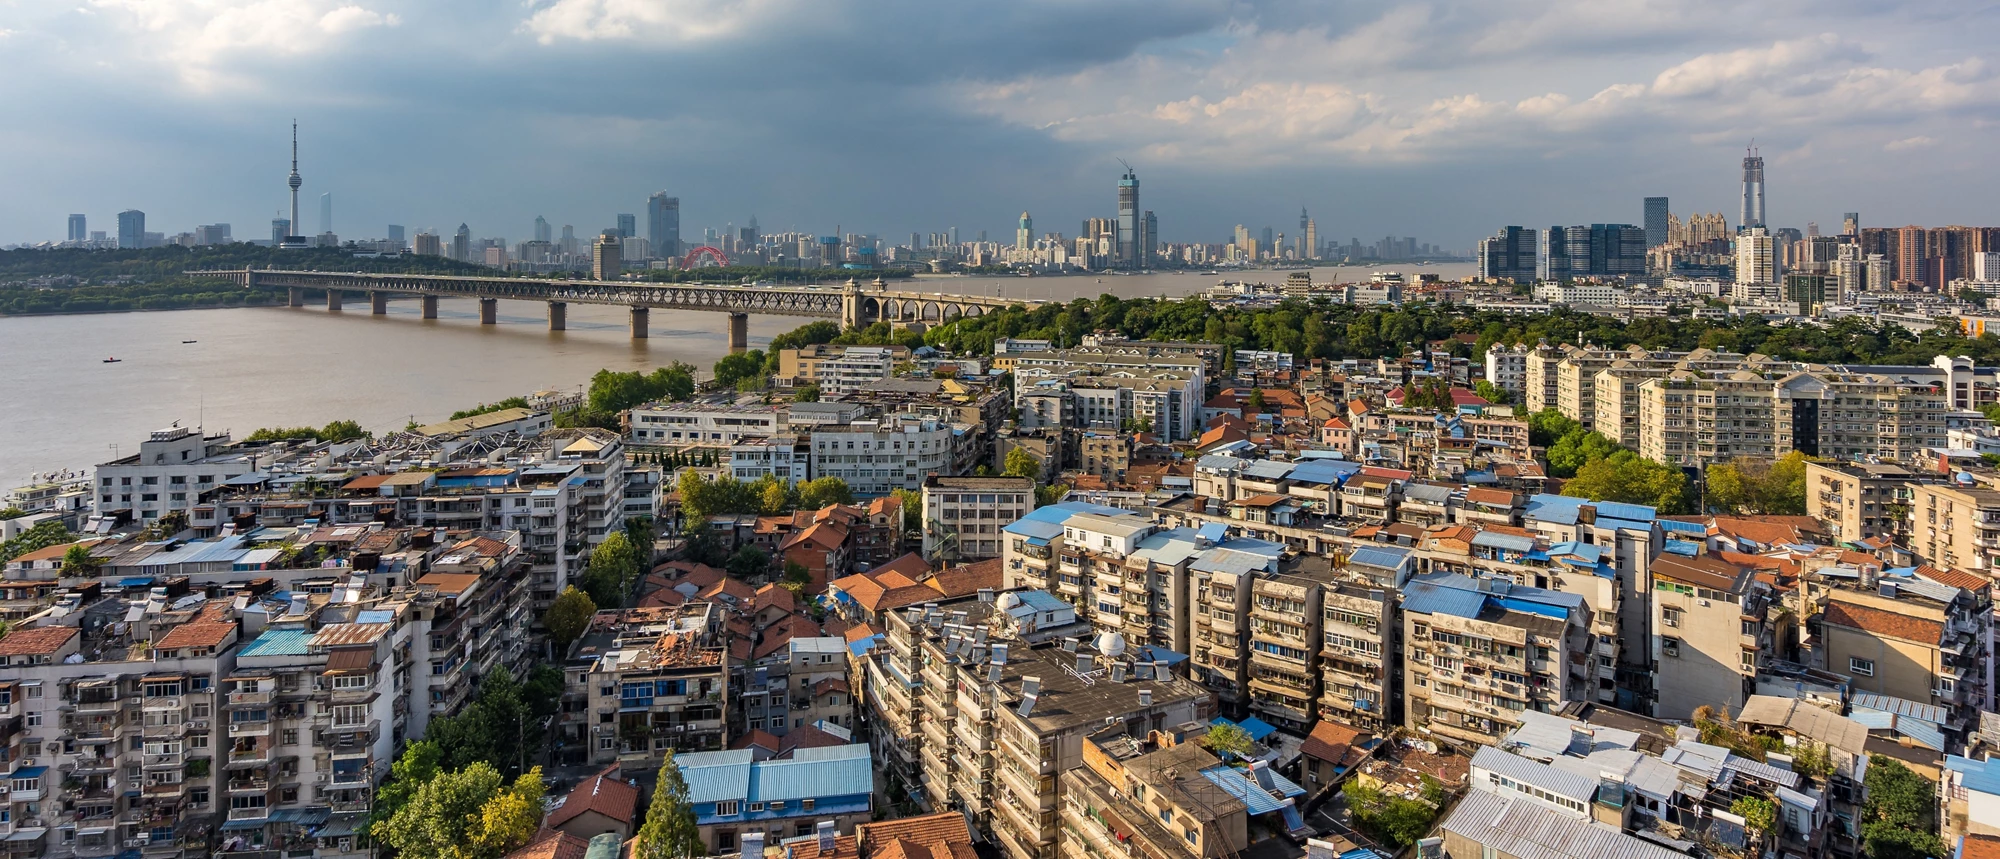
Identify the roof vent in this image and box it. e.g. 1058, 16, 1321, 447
816, 820, 836, 853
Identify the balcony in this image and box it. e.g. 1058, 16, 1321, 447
226, 777, 271, 794
72, 696, 127, 716
226, 720, 271, 738
227, 746, 272, 767
142, 697, 184, 712
225, 806, 271, 823
141, 780, 188, 798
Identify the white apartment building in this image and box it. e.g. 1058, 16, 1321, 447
627, 403, 784, 447
93, 427, 264, 521
1535, 282, 1627, 306
816, 347, 898, 395
1484, 343, 1528, 399
921, 475, 1035, 561
808, 417, 964, 496
1736, 226, 1777, 286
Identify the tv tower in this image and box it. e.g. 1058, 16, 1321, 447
285, 121, 304, 246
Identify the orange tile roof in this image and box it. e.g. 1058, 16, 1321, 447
156, 621, 235, 651
871, 553, 933, 581
0, 625, 78, 657
505, 830, 592, 859
1301, 719, 1371, 765
845, 623, 882, 645
1917, 565, 1989, 593
1463, 488, 1517, 506
925, 558, 1002, 597
546, 766, 639, 829
10, 540, 87, 564
1821, 600, 1944, 645
857, 813, 973, 856
416, 572, 483, 597
1961, 835, 2000, 859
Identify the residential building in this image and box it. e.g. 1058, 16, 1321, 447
1802, 565, 1991, 729
1639, 367, 1947, 469
1060, 726, 1311, 859
778, 345, 910, 391
564, 604, 729, 772
1908, 478, 2000, 574
1805, 460, 1917, 544
1649, 552, 1780, 721
1401, 573, 1592, 749
808, 416, 966, 496
628, 403, 785, 447
1484, 343, 1528, 399
675, 744, 873, 854
93, 427, 259, 522
922, 476, 1034, 562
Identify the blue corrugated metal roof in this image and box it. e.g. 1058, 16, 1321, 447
1200, 765, 1286, 815
1016, 590, 1071, 612
1593, 501, 1658, 522
1287, 461, 1350, 484
1243, 460, 1295, 480
1195, 523, 1230, 543
1524, 494, 1584, 524
1348, 546, 1411, 571
240, 627, 314, 657
1138, 646, 1188, 665
1659, 519, 1707, 534
1237, 716, 1278, 742
1663, 539, 1701, 557
1471, 531, 1535, 553
10, 765, 47, 779
1002, 518, 1063, 539
1402, 577, 1488, 619
678, 745, 872, 805
1948, 756, 2000, 796
1852, 693, 1946, 725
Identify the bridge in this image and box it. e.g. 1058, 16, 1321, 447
186, 269, 1037, 351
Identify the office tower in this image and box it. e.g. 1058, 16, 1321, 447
1302, 208, 1318, 260
1141, 211, 1156, 267
413, 231, 442, 256
950, 226, 959, 245
117, 210, 145, 249
1116, 167, 1139, 268
1260, 226, 1274, 252
271, 218, 290, 245
1843, 212, 1860, 237
616, 213, 636, 239
387, 224, 406, 248
67, 214, 86, 242
1477, 226, 1538, 283
1643, 197, 1670, 247
319, 193, 332, 235
533, 216, 551, 244
1547, 224, 1644, 279
647, 193, 680, 259
286, 121, 302, 242
1740, 146, 1765, 230
1016, 212, 1032, 250
593, 231, 622, 279
560, 225, 577, 257
1976, 253, 2000, 283
452, 224, 471, 262
193, 224, 231, 245
1736, 227, 1776, 285
745, 216, 758, 248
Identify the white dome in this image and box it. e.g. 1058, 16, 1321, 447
1094, 631, 1127, 659
996, 592, 1022, 611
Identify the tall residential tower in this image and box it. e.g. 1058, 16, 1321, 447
1116, 167, 1140, 268
647, 193, 680, 259
1643, 197, 1670, 247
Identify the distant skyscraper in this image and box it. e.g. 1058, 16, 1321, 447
117, 210, 145, 249
452, 224, 471, 262
1546, 224, 1644, 279
1740, 147, 1765, 230
534, 216, 552, 244
388, 225, 406, 247
320, 193, 332, 235
271, 218, 290, 245
593, 231, 623, 280
1478, 226, 1538, 283
286, 121, 302, 243
1016, 212, 1032, 250
560, 225, 577, 257
1141, 211, 1156, 266
1301, 207, 1317, 259
1843, 212, 1860, 237
1643, 197, 1670, 247
1116, 167, 1140, 268
1260, 226, 1274, 252
67, 214, 86, 242
413, 231, 442, 256
616, 213, 637, 239
646, 193, 680, 259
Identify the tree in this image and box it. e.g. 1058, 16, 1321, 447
726, 544, 770, 580
370, 740, 442, 841
760, 480, 791, 516
1200, 723, 1255, 758
792, 383, 820, 403
467, 768, 546, 859
1003, 447, 1042, 479
373, 761, 505, 859
544, 586, 596, 654
890, 488, 924, 532
796, 476, 854, 510
1472, 379, 1513, 405
1862, 756, 1945, 859
59, 543, 98, 578
634, 753, 703, 859
319, 419, 367, 443
1731, 795, 1776, 843
0, 507, 25, 520
713, 350, 767, 389
1561, 450, 1692, 514
581, 531, 643, 609
0, 520, 71, 564
1245, 388, 1266, 413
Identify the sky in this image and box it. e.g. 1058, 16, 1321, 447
4, 0, 1998, 250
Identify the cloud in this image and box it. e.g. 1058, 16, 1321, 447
83, 0, 405, 89
318, 6, 400, 34
520, 0, 789, 45
1884, 135, 1937, 151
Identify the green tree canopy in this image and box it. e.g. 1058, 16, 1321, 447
544, 586, 597, 654
580, 531, 643, 608
1003, 447, 1043, 479
1561, 450, 1693, 513
1861, 756, 1944, 859
634, 753, 704, 859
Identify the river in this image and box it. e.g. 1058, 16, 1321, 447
0, 262, 1474, 486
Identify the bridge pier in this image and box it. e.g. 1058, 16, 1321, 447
630, 306, 650, 339
480, 298, 498, 325
326, 289, 343, 312
422, 295, 438, 319
370, 291, 388, 315
728, 313, 748, 353
548, 301, 567, 331
288, 287, 304, 308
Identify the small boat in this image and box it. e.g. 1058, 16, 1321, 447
181, 340, 198, 344
103, 357, 121, 363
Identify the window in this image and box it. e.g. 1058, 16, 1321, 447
716, 800, 741, 816
801, 799, 814, 811
1662, 638, 1680, 657
1848, 657, 1875, 677
748, 802, 766, 812
332, 705, 367, 727
1661, 607, 1682, 628
769, 801, 785, 812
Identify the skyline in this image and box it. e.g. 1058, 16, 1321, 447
4, 2, 1997, 246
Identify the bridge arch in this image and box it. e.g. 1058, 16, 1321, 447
680, 246, 730, 270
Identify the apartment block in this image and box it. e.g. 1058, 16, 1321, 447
1060, 727, 1312, 859
1908, 478, 2000, 573
1401, 573, 1591, 750
807, 417, 968, 497
778, 344, 910, 390
674, 744, 873, 854
92, 427, 257, 522
922, 476, 1035, 562
1805, 460, 1917, 544
1648, 552, 1781, 721
1803, 565, 1992, 727
627, 403, 785, 447
565, 604, 729, 773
